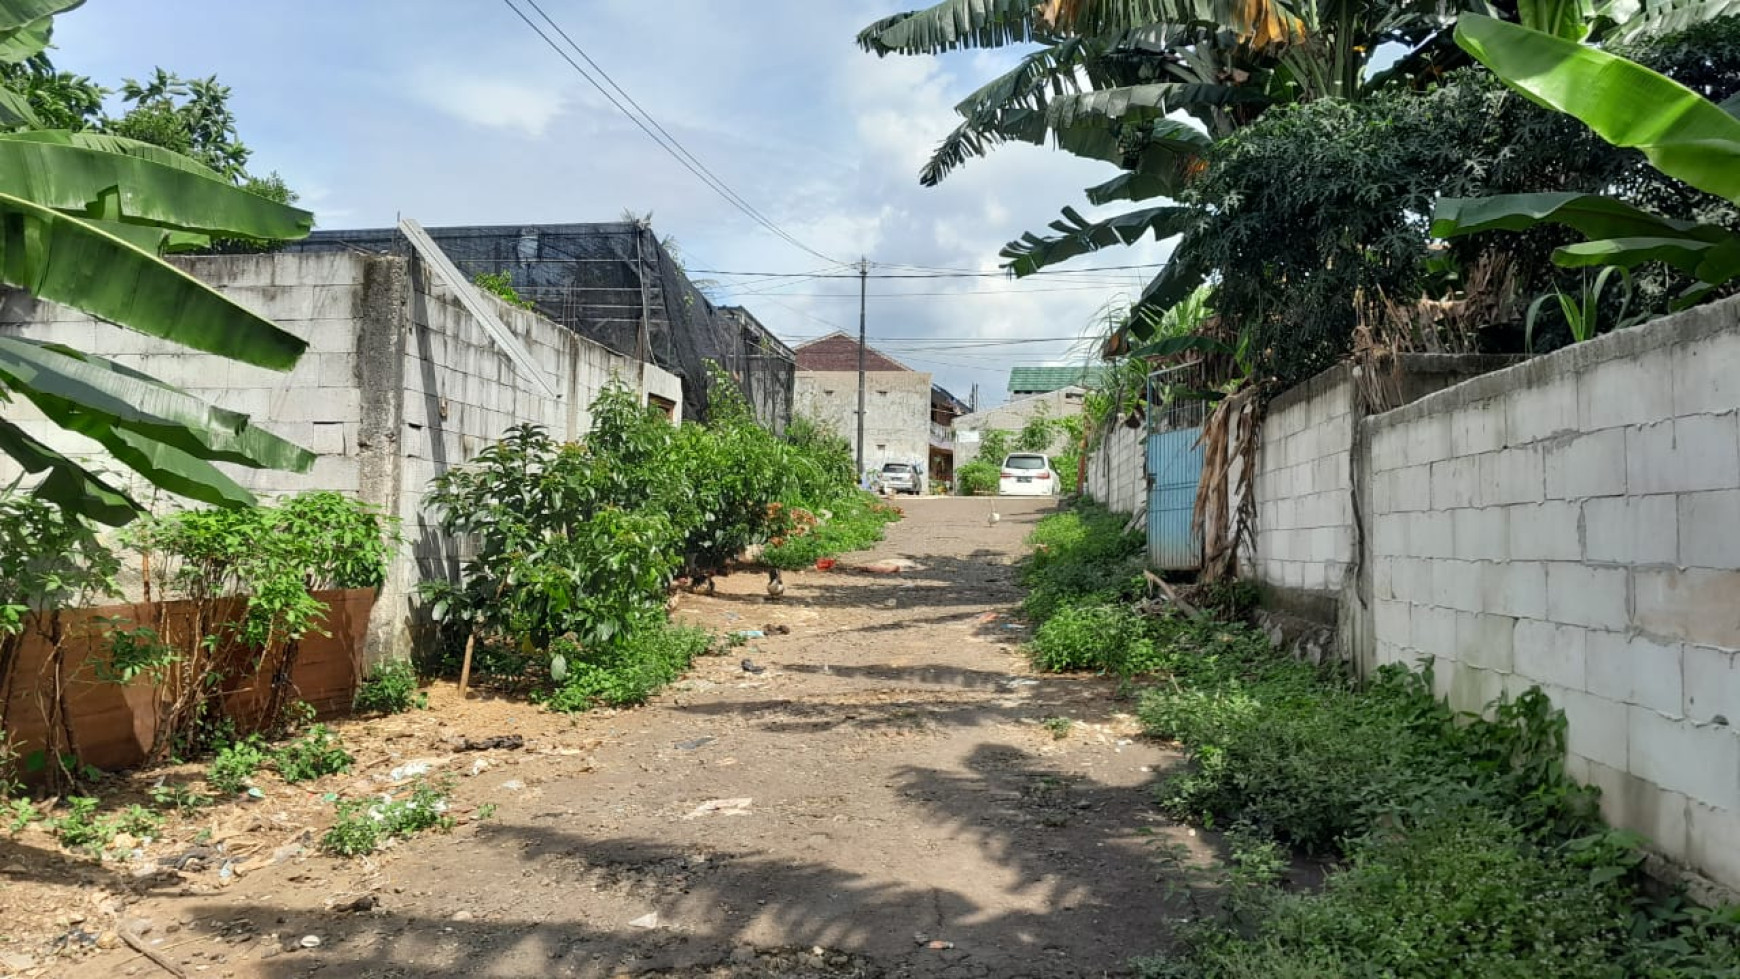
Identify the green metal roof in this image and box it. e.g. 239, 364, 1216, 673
1007, 366, 1104, 393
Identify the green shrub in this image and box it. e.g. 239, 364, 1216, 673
274, 724, 353, 783
206, 738, 267, 795
1164, 812, 1719, 979
355, 661, 423, 714
762, 493, 900, 569
321, 777, 454, 857
1020, 505, 1146, 624
1030, 603, 1154, 674
544, 623, 713, 711
955, 459, 1000, 496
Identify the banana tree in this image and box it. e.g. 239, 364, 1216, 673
1432, 14, 1740, 313
0, 1, 316, 523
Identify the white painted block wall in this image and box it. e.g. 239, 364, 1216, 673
1253, 368, 1358, 595
1363, 297, 1740, 890
1085, 421, 1145, 516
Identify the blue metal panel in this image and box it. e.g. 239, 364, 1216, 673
1147, 426, 1205, 569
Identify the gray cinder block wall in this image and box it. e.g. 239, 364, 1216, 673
1360, 298, 1740, 891
1084, 420, 1146, 516
0, 252, 681, 666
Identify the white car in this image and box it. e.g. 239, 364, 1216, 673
998, 453, 1058, 496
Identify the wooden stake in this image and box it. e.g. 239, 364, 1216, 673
121, 926, 187, 978
457, 630, 477, 698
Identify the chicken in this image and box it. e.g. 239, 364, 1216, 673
766, 568, 785, 598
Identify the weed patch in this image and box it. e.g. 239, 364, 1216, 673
273, 724, 354, 783
355, 661, 423, 714
543, 623, 714, 711
321, 777, 454, 857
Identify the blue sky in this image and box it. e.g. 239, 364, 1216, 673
54, 0, 1173, 405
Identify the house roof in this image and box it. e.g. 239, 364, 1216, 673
795, 332, 914, 372
1007, 365, 1106, 393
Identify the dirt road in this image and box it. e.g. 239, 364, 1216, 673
61, 498, 1198, 978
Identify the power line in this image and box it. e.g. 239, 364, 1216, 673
502, 0, 843, 265
692, 263, 1164, 279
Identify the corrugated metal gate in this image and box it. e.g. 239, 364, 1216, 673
1146, 373, 1208, 570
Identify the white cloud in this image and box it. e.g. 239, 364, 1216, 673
404, 68, 569, 137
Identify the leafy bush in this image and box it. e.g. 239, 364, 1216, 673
274, 724, 353, 783
544, 623, 713, 711
1020, 505, 1146, 624
762, 494, 900, 569
206, 738, 267, 795
321, 777, 454, 857
121, 492, 397, 759
954, 459, 1000, 496
51, 796, 113, 853
355, 660, 423, 714
1157, 812, 1740, 979
1030, 604, 1154, 674
1122, 615, 1740, 976
422, 373, 882, 702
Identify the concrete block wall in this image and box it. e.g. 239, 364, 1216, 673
1253, 367, 1358, 599
1362, 296, 1740, 891
1085, 420, 1145, 516
794, 370, 932, 474
0, 253, 374, 500
383, 262, 680, 661
1, 252, 682, 667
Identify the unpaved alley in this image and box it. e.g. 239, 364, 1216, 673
62, 499, 1198, 979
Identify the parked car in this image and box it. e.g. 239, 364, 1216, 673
879, 462, 924, 495
998, 453, 1058, 496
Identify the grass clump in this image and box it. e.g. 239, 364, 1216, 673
1121, 611, 1740, 976
1030, 603, 1155, 674
761, 493, 900, 569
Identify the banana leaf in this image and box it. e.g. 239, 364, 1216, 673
18, 388, 259, 507
0, 134, 313, 239
1551, 235, 1722, 274
1456, 14, 1740, 204
858, 0, 1049, 55
0, 191, 307, 369
1001, 204, 1198, 276
1431, 191, 1723, 241
0, 0, 79, 32
0, 84, 36, 128
0, 416, 137, 525
0, 13, 51, 62
0, 337, 312, 471
0, 129, 229, 181
1125, 249, 1210, 341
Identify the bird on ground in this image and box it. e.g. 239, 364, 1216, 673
766, 568, 785, 598
740, 658, 766, 674
987, 505, 1001, 526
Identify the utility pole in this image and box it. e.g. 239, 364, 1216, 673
856, 256, 868, 475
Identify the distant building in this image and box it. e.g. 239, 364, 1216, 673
1007, 365, 1106, 397
793, 332, 967, 486
954, 386, 1088, 468
288, 222, 794, 430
